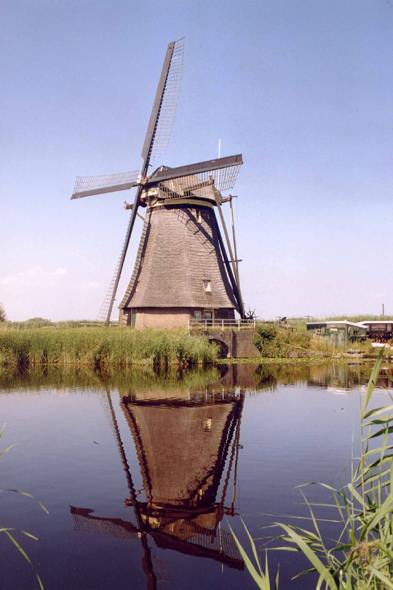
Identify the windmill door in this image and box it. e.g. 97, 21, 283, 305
131, 310, 136, 329
204, 310, 213, 326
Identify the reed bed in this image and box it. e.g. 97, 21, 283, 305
0, 328, 218, 368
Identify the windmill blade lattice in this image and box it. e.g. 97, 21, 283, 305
158, 163, 242, 200
148, 37, 184, 160
71, 170, 140, 200
99, 38, 185, 325
97, 213, 135, 323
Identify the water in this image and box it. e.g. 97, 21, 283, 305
0, 362, 390, 589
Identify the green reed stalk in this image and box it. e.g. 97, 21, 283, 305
1, 425, 47, 589
0, 328, 219, 368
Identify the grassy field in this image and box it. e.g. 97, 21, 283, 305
0, 327, 219, 368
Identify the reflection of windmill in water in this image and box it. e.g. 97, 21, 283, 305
71, 389, 245, 588
71, 38, 245, 327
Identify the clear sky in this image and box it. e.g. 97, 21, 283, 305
1, 0, 393, 321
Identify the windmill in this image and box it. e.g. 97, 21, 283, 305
71, 38, 245, 328
71, 386, 245, 589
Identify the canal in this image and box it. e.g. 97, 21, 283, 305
0, 362, 389, 589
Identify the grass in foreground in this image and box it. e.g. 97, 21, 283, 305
234, 348, 393, 588
0, 327, 219, 368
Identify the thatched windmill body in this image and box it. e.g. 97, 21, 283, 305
71, 38, 244, 327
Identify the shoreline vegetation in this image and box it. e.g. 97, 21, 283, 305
0, 327, 219, 369
0, 314, 388, 369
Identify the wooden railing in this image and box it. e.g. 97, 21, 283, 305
188, 319, 256, 331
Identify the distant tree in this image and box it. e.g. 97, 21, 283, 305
0, 302, 6, 322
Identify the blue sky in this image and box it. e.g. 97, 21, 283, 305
1, 0, 393, 321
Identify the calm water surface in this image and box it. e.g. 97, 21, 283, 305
0, 362, 390, 589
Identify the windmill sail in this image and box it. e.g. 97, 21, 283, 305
71, 170, 140, 200
100, 38, 185, 326
142, 37, 184, 161
157, 162, 242, 200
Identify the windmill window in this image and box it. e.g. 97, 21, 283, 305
194, 311, 202, 320
203, 280, 211, 292
135, 280, 140, 293
196, 210, 202, 223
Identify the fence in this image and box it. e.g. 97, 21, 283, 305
188, 319, 256, 331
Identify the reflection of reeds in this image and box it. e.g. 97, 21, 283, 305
233, 349, 393, 589
0, 328, 218, 369
0, 364, 222, 392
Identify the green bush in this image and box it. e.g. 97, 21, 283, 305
253, 325, 312, 358
255, 325, 277, 340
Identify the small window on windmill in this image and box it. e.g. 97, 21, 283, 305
196, 210, 202, 224
135, 280, 140, 293
194, 311, 202, 320
204, 418, 212, 432
203, 280, 211, 292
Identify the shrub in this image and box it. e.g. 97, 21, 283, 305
253, 325, 312, 358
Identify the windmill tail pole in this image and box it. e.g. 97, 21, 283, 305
214, 216, 245, 319
229, 197, 240, 282
104, 186, 142, 326
213, 192, 245, 319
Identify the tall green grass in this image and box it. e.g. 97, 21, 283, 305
233, 348, 393, 588
0, 328, 218, 368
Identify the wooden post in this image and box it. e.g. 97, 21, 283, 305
213, 188, 245, 318
229, 197, 240, 283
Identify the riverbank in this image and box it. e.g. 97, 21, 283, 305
0, 327, 218, 368
0, 323, 380, 369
